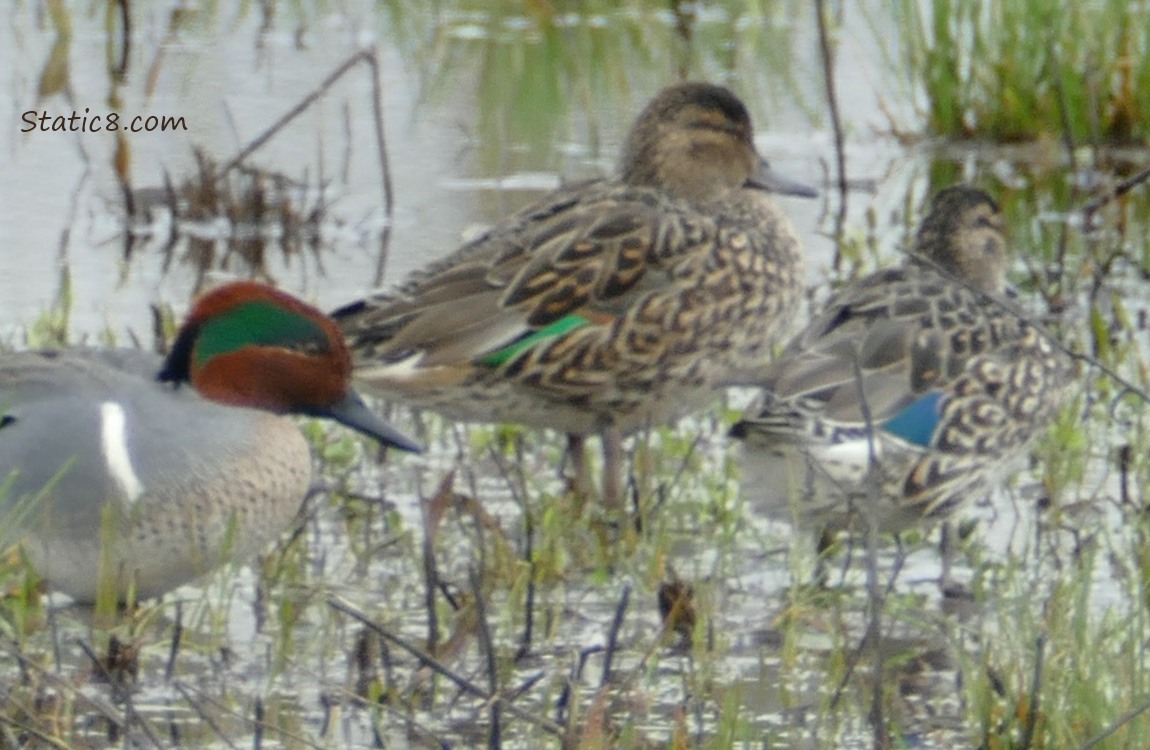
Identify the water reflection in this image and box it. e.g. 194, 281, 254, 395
3, 0, 836, 339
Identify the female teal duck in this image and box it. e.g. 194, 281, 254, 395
0, 282, 419, 603
731, 186, 1067, 534
333, 82, 816, 506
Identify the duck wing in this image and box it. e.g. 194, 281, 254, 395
334, 181, 701, 373
738, 262, 998, 441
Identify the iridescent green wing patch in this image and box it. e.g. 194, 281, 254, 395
478, 314, 592, 367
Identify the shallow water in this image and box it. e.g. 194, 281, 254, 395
2, 1, 1149, 748
0, 1, 920, 335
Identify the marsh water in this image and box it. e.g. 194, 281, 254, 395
2, 1, 1150, 748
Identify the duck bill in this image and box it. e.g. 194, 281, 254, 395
747, 157, 818, 198
320, 392, 423, 452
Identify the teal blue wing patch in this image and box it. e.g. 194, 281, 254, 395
881, 391, 944, 447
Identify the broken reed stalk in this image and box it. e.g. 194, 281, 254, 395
483, 436, 538, 660
3, 642, 130, 738
173, 680, 324, 749
518, 491, 537, 661
253, 697, 265, 750
163, 600, 183, 682
1082, 164, 1150, 226
211, 48, 397, 282
327, 595, 564, 737
601, 583, 631, 688
1079, 694, 1150, 750
856, 356, 891, 749
1019, 635, 1046, 750
1051, 43, 1076, 292
914, 246, 1150, 407
173, 681, 240, 750
470, 566, 502, 749
419, 475, 449, 699
815, 0, 849, 270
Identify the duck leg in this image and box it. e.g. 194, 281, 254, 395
938, 519, 965, 597
601, 426, 624, 510
565, 433, 589, 495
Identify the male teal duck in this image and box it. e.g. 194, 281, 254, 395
0, 281, 420, 603
731, 186, 1067, 536
333, 82, 816, 506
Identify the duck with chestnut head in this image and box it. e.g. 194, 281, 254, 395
0, 281, 419, 603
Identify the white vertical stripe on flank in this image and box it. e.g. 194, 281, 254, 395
100, 401, 145, 503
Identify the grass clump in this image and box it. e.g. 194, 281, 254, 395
890, 0, 1150, 143
964, 538, 1150, 749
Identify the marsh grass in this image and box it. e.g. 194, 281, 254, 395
0, 363, 1143, 749
889, 0, 1150, 143
961, 531, 1150, 748
11, 1, 1150, 747
3, 177, 1150, 750
1, 310, 1146, 748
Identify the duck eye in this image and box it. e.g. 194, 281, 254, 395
685, 117, 723, 134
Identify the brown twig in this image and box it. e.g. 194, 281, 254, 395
0, 715, 70, 749
171, 682, 239, 750
4, 642, 125, 725
172, 680, 325, 750
1082, 164, 1150, 225
111, 0, 130, 78
211, 49, 395, 282
163, 600, 183, 682
469, 566, 501, 749
75, 637, 165, 748
518, 490, 537, 661
1080, 693, 1150, 749
252, 697, 264, 750
366, 50, 396, 286
912, 248, 1150, 407
601, 584, 630, 688
484, 436, 539, 660
218, 50, 360, 178
327, 595, 564, 736
815, 0, 849, 270
1050, 42, 1077, 301
420, 472, 455, 684
556, 645, 604, 727
1020, 635, 1046, 750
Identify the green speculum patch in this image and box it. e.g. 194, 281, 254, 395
193, 301, 329, 368
478, 314, 591, 367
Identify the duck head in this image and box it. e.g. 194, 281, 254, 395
619, 81, 817, 205
915, 186, 1008, 295
158, 281, 421, 452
